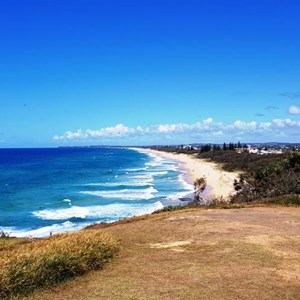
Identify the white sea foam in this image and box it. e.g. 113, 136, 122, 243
141, 151, 164, 168
128, 174, 154, 184
6, 221, 84, 238
10, 200, 164, 238
129, 174, 153, 180
63, 198, 72, 206
166, 191, 193, 201
145, 159, 163, 168
84, 178, 153, 187
125, 167, 148, 172
80, 186, 158, 200
161, 165, 178, 171
135, 149, 178, 171
33, 201, 164, 222
178, 174, 194, 191
33, 206, 90, 220
150, 170, 168, 176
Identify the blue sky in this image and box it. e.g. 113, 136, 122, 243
1, 0, 300, 147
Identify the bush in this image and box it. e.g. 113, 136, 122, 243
0, 230, 119, 299
193, 177, 207, 204
268, 195, 300, 206
232, 153, 300, 202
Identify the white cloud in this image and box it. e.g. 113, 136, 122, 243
54, 124, 134, 141
53, 117, 300, 144
86, 124, 131, 137
53, 129, 87, 140
203, 117, 213, 126
258, 122, 272, 130
289, 105, 300, 115
157, 124, 177, 133
272, 118, 296, 128
233, 120, 257, 130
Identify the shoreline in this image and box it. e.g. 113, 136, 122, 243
4, 147, 239, 239
139, 148, 240, 201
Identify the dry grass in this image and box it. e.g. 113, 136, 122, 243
0, 238, 32, 251
0, 230, 119, 299
13, 206, 300, 300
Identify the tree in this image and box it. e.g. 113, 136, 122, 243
229, 142, 235, 150
201, 144, 211, 153
193, 177, 207, 203
213, 144, 221, 151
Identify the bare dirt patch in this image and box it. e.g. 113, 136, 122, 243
149, 240, 192, 252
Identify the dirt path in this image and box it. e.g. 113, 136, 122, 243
23, 207, 300, 300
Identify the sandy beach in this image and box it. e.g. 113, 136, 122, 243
141, 148, 240, 201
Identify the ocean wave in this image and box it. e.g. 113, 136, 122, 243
178, 174, 194, 191
33, 206, 90, 220
80, 186, 158, 200
5, 221, 83, 238
33, 201, 164, 222
84, 181, 153, 187
166, 191, 193, 201
125, 167, 148, 172
150, 170, 168, 176
129, 174, 153, 180
145, 157, 163, 168
63, 198, 72, 206
133, 148, 179, 167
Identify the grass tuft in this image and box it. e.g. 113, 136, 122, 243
255, 194, 300, 206
0, 230, 118, 299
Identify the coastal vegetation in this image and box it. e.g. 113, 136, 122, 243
232, 152, 300, 202
153, 145, 300, 205
197, 150, 300, 203
0, 230, 118, 299
193, 176, 207, 203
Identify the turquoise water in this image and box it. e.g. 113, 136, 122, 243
0, 147, 193, 237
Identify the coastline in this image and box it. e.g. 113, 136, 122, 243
2, 147, 239, 239
139, 148, 240, 201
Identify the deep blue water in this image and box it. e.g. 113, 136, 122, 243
0, 147, 193, 237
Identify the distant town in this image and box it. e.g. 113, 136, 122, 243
151, 142, 300, 155
60, 142, 300, 155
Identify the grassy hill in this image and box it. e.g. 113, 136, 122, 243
4, 205, 299, 300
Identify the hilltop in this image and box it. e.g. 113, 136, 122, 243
14, 205, 300, 300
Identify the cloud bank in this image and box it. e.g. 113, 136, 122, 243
53, 117, 300, 144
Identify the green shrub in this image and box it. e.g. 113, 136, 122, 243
269, 195, 300, 206
232, 152, 300, 202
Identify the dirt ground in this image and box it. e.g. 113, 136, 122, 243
20, 206, 300, 300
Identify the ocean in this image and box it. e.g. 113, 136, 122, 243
0, 147, 193, 238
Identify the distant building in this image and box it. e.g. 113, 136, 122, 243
248, 146, 258, 154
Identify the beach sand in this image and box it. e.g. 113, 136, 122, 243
142, 148, 240, 201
